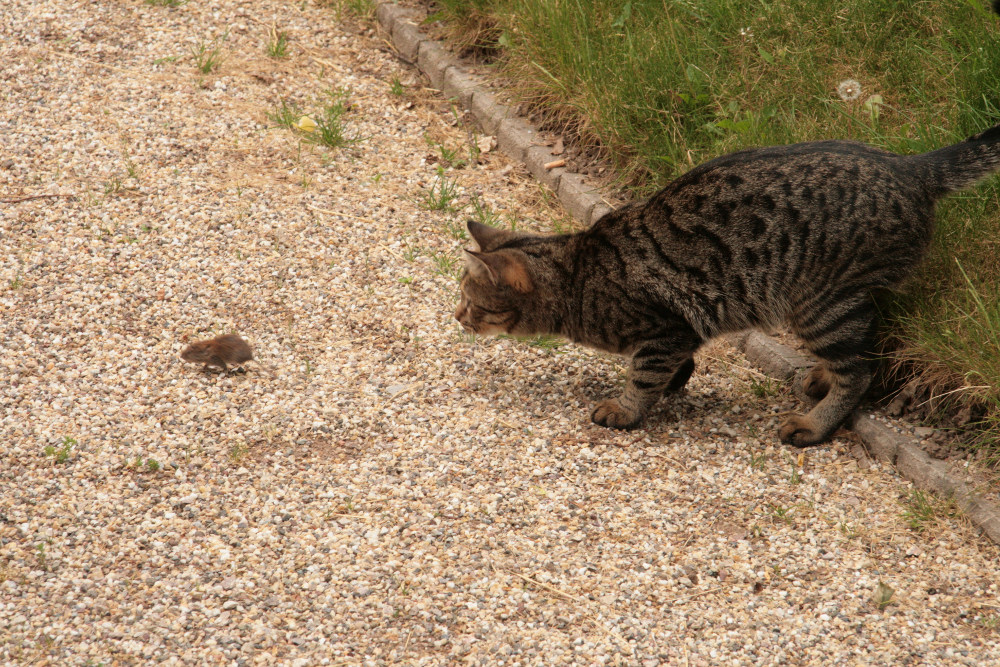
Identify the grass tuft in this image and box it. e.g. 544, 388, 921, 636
191, 31, 228, 73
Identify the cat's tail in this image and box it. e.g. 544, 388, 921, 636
915, 122, 1000, 196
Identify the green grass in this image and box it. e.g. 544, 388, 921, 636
433, 0, 1000, 452
267, 98, 302, 128
43, 437, 75, 464
191, 31, 228, 73
319, 0, 375, 20
303, 89, 360, 148
267, 29, 290, 59
420, 166, 461, 212
146, 0, 187, 6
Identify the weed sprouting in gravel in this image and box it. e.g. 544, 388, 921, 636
229, 442, 249, 463
527, 335, 566, 351
901, 488, 956, 532
319, 0, 374, 20
469, 193, 503, 228
429, 250, 461, 281
146, 0, 187, 6
420, 167, 460, 212
267, 98, 303, 129
43, 437, 75, 464
749, 451, 767, 471
8, 274, 24, 290
304, 89, 361, 148
267, 28, 290, 58
749, 376, 781, 399
35, 543, 48, 570
192, 31, 228, 73
444, 219, 468, 240
389, 76, 405, 96
103, 176, 124, 198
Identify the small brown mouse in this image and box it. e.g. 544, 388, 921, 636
180, 334, 273, 375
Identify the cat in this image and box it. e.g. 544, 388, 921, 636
454, 123, 1000, 446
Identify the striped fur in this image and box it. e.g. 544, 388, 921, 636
455, 125, 1000, 446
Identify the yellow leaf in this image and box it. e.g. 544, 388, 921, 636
295, 115, 318, 133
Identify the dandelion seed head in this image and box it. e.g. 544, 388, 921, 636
837, 79, 862, 101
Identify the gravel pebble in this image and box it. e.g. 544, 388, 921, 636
2, 1, 999, 665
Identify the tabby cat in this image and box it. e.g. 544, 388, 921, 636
455, 125, 1000, 446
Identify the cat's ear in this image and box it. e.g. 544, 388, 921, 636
466, 220, 514, 252
464, 250, 533, 293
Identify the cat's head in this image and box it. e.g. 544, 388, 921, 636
454, 220, 544, 337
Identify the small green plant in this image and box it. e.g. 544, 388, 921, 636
8, 274, 24, 290
35, 543, 48, 570
121, 146, 139, 181
398, 276, 415, 285
420, 167, 460, 212
749, 451, 767, 471
402, 245, 419, 262
839, 522, 861, 539
389, 76, 405, 96
768, 503, 794, 525
103, 176, 124, 197
191, 30, 228, 73
429, 251, 461, 280
43, 437, 75, 464
470, 193, 502, 227
267, 98, 302, 129
129, 456, 161, 472
444, 219, 468, 240
749, 376, 781, 399
146, 0, 187, 6
229, 442, 249, 464
788, 464, 801, 485
527, 335, 566, 351
902, 488, 938, 532
427, 136, 467, 169
267, 29, 290, 58
303, 89, 361, 149
152, 55, 180, 65
322, 0, 374, 19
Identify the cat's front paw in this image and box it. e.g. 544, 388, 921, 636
591, 399, 642, 430
778, 414, 826, 447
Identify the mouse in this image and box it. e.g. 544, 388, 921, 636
179, 334, 273, 375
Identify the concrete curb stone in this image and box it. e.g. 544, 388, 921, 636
416, 40, 452, 89
387, 11, 423, 62
374, 2, 1000, 545
441, 66, 478, 107
469, 89, 510, 135
557, 172, 601, 224
496, 117, 538, 163
523, 145, 563, 192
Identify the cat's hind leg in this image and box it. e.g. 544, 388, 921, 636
665, 356, 696, 393
802, 361, 832, 399
782, 295, 877, 446
592, 330, 701, 430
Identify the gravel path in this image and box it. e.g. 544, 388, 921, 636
2, 2, 999, 665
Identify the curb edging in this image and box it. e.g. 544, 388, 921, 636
374, 2, 1000, 546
